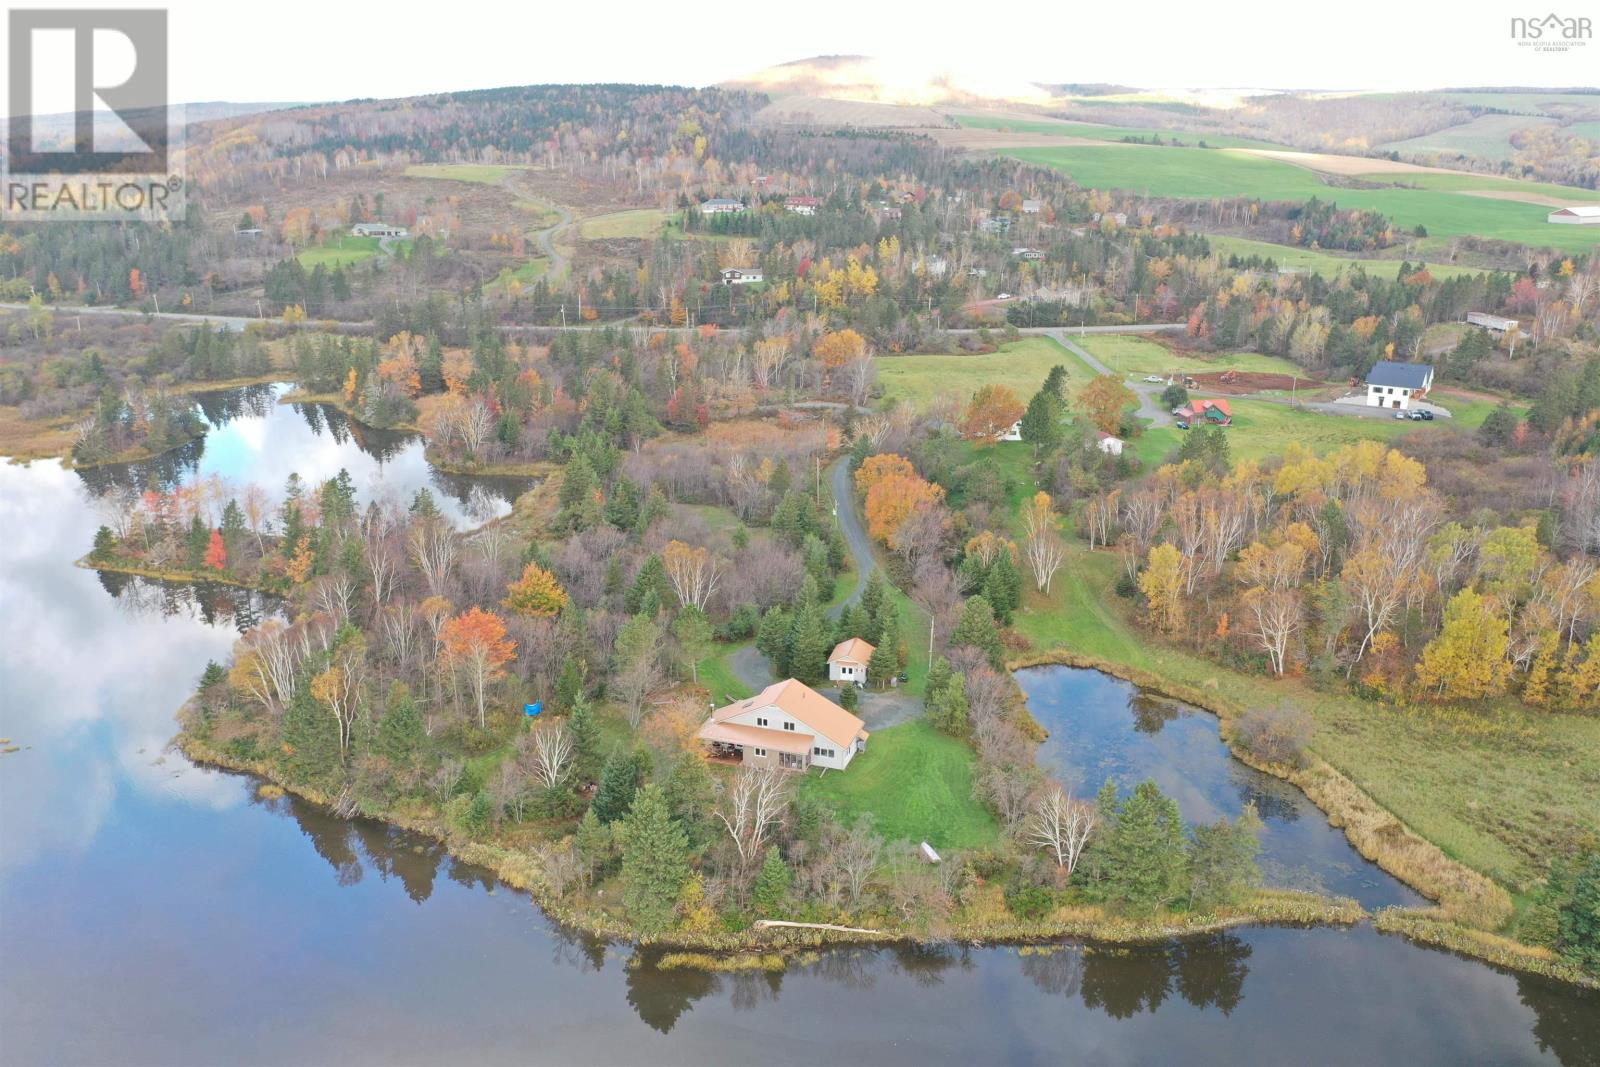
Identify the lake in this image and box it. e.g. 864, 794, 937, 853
1, 388, 1595, 1065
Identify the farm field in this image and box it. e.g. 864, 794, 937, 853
875, 336, 1093, 408
578, 208, 671, 240
1204, 234, 1494, 281
1005, 144, 1600, 251
1077, 335, 1305, 378
799, 719, 1000, 851
1380, 114, 1555, 163
951, 112, 1291, 151
403, 163, 518, 184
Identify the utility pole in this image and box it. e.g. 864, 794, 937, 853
560, 304, 566, 328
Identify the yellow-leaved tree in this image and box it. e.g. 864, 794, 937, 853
1415, 588, 1510, 700
1138, 543, 1186, 634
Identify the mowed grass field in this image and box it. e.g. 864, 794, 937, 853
404, 163, 517, 184
1204, 234, 1492, 281
800, 719, 1000, 851
1005, 145, 1600, 252
1078, 335, 1305, 378
297, 235, 386, 267
1380, 114, 1555, 163
578, 208, 670, 240
876, 336, 1093, 409
952, 112, 1291, 150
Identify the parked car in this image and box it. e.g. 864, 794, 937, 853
1176, 420, 1190, 430
1394, 410, 1408, 420
1143, 375, 1164, 383
1419, 409, 1434, 421
1408, 410, 1425, 421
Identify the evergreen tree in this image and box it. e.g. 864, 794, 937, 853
926, 671, 970, 736
1557, 849, 1600, 976
591, 749, 644, 824
619, 784, 692, 934
867, 629, 898, 689
1020, 387, 1062, 455
1098, 780, 1190, 914
756, 606, 792, 675
375, 685, 426, 766
663, 753, 716, 851
281, 686, 342, 783
838, 684, 859, 711
575, 807, 615, 882
555, 654, 585, 713
984, 551, 1023, 623
952, 595, 1005, 668
787, 605, 832, 686
925, 656, 953, 703
91, 525, 116, 562
753, 847, 792, 914
1187, 804, 1263, 908
860, 570, 887, 624
567, 692, 601, 782
558, 454, 602, 531
605, 475, 642, 530
626, 555, 670, 615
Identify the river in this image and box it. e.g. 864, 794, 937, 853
1, 386, 1596, 1065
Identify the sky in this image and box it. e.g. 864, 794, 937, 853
2, 0, 1597, 107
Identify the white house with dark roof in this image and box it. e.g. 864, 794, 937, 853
1365, 360, 1434, 410
699, 198, 745, 215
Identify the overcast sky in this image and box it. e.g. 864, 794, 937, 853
5, 0, 1597, 106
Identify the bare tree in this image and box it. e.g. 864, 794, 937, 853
662, 540, 724, 611
1021, 492, 1066, 593
408, 519, 459, 598
1025, 786, 1098, 876
714, 763, 792, 882
524, 722, 575, 790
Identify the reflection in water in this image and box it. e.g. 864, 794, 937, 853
71, 383, 530, 525
95, 570, 276, 634
4, 441, 1599, 1065
1020, 665, 1425, 909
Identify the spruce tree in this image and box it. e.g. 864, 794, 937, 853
868, 629, 898, 689
375, 685, 425, 766
952, 595, 1005, 668
567, 693, 601, 782
756, 606, 792, 675
591, 749, 643, 824
787, 606, 831, 686
619, 785, 692, 934
1101, 780, 1190, 914
753, 847, 792, 914
984, 552, 1023, 624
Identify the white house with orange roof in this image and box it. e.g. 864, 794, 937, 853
828, 637, 875, 686
697, 679, 869, 772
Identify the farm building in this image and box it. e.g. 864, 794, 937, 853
1364, 361, 1434, 410
997, 419, 1024, 442
1466, 311, 1517, 334
351, 222, 408, 238
697, 679, 869, 772
1096, 431, 1125, 456
1547, 206, 1600, 225
1021, 198, 1043, 214
719, 267, 764, 285
784, 196, 821, 215
828, 638, 875, 686
699, 198, 745, 215
1177, 398, 1233, 426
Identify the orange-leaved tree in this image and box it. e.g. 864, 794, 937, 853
864, 471, 944, 546
960, 384, 1025, 443
205, 529, 227, 570
1074, 374, 1136, 435
439, 607, 516, 728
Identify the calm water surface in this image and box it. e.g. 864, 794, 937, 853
1, 390, 1596, 1065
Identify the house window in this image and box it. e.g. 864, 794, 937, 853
753, 747, 766, 757
783, 722, 795, 731
755, 716, 768, 726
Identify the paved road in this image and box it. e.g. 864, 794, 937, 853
1046, 328, 1172, 427
829, 455, 876, 616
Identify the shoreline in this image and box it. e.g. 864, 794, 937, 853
1006, 649, 1595, 989
77, 556, 285, 595
174, 734, 1370, 957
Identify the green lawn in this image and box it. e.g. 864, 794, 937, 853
800, 719, 1000, 851
1077, 335, 1306, 378
1132, 399, 1418, 468
404, 163, 516, 184
297, 235, 386, 268
697, 643, 754, 705
1203, 234, 1493, 281
876, 336, 1094, 409
951, 112, 1291, 150
1005, 145, 1600, 252
1380, 115, 1554, 164
579, 208, 670, 240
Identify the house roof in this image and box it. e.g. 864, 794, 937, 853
1096, 430, 1123, 443
1198, 398, 1232, 417
829, 637, 875, 666
711, 678, 868, 749
1550, 205, 1600, 218
1366, 361, 1433, 390
697, 719, 813, 755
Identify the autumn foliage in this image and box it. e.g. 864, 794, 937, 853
858, 453, 944, 545
502, 562, 569, 617
960, 384, 1025, 442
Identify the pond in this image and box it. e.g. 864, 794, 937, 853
1, 422, 1597, 1064
1019, 664, 1425, 910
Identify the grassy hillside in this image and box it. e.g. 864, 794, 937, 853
1005, 145, 1600, 251
875, 336, 1094, 408
952, 112, 1291, 150
1204, 235, 1494, 281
